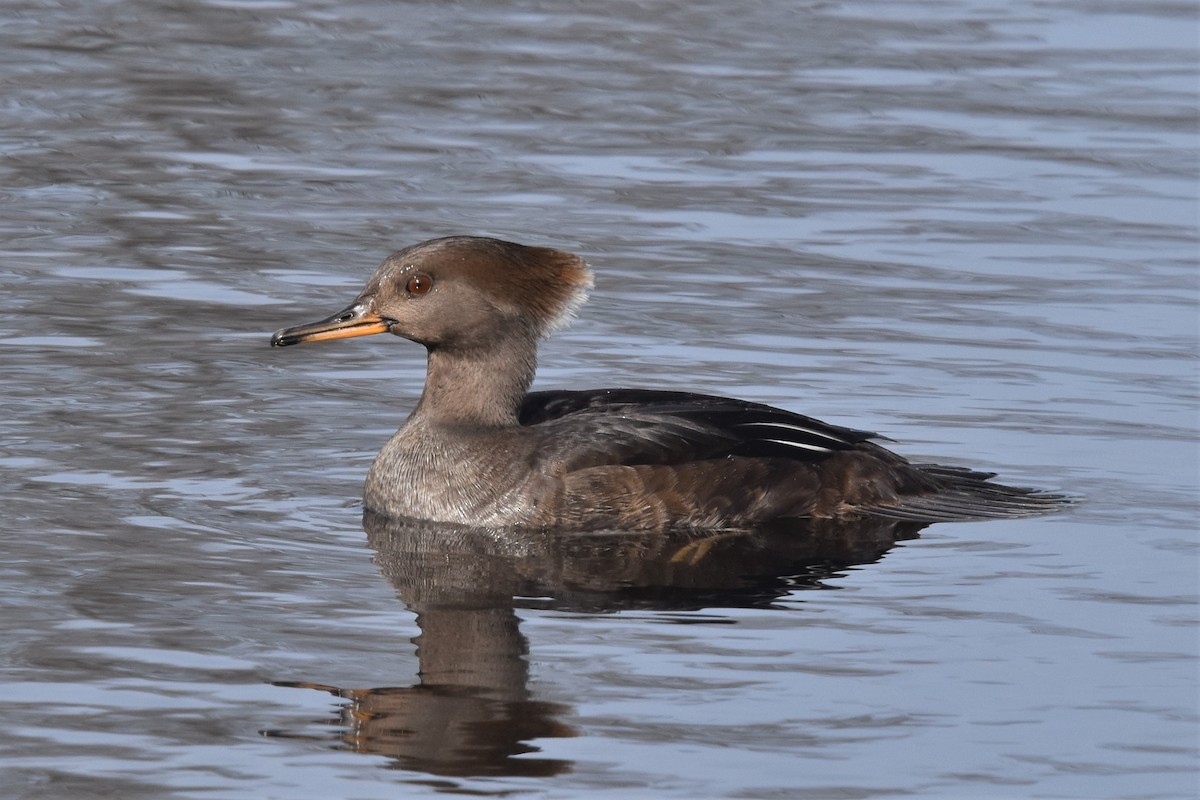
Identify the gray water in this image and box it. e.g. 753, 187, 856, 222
2, 0, 1197, 798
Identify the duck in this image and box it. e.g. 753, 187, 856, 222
270, 235, 1066, 530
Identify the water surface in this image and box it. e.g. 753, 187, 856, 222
1, 0, 1196, 798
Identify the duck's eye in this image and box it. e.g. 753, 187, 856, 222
405, 273, 433, 296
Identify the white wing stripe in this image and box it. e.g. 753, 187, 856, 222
762, 438, 833, 453
737, 420, 848, 445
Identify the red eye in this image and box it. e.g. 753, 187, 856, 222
406, 273, 433, 296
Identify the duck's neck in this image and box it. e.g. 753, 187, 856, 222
409, 334, 537, 429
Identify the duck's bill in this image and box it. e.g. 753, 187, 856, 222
270, 303, 391, 347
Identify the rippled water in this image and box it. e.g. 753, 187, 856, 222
2, 0, 1196, 798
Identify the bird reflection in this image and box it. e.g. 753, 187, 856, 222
265, 512, 924, 777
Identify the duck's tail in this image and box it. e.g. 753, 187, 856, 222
869, 464, 1073, 522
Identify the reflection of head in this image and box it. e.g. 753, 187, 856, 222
271, 680, 574, 778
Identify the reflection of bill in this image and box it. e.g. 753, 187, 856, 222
264, 512, 923, 777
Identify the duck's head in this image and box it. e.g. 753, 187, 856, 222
270, 236, 593, 351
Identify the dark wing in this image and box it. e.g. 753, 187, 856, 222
520, 389, 1071, 524
519, 388, 879, 470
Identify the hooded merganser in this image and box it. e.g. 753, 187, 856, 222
271, 236, 1066, 530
